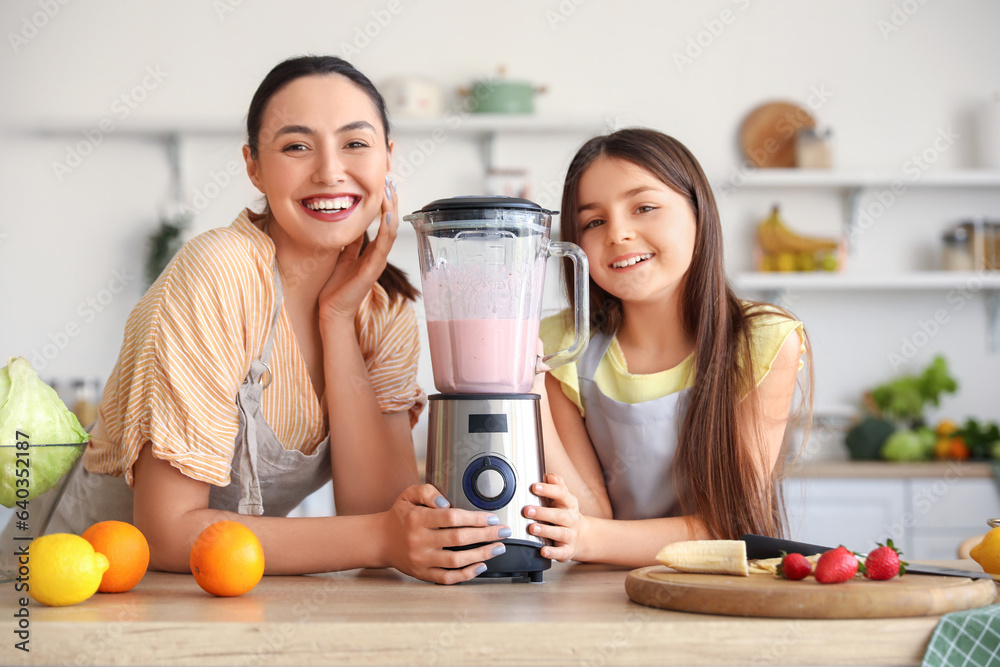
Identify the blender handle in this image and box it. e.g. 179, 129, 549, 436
540, 241, 589, 371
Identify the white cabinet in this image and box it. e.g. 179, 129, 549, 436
784, 465, 1000, 560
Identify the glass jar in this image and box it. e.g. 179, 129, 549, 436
942, 224, 974, 271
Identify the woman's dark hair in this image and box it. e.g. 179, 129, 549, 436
246, 55, 416, 302
560, 128, 812, 540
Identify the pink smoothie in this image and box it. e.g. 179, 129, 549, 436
427, 318, 541, 393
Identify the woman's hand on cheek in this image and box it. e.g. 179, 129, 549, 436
318, 176, 399, 327
379, 483, 510, 585
523, 473, 583, 562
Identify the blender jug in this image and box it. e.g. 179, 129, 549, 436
406, 196, 589, 394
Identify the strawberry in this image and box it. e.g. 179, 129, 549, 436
777, 552, 812, 580
863, 539, 907, 580
814, 546, 859, 584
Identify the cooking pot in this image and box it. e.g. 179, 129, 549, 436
463, 67, 547, 114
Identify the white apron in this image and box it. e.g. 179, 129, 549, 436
49, 266, 332, 534
577, 330, 691, 521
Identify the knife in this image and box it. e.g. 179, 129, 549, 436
741, 534, 997, 580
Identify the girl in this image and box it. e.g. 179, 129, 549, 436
524, 129, 809, 567
50, 56, 508, 585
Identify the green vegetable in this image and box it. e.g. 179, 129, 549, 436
958, 418, 1000, 460
869, 355, 958, 425
845, 417, 896, 461
0, 356, 89, 508
881, 429, 933, 462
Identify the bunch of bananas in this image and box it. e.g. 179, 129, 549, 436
756, 205, 841, 272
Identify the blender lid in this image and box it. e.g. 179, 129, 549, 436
414, 195, 557, 215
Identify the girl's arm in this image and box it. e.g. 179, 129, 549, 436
530, 330, 803, 567
132, 443, 508, 583
537, 372, 613, 519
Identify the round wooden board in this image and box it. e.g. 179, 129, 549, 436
739, 101, 816, 168
626, 566, 998, 619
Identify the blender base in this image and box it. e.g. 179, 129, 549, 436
451, 539, 550, 583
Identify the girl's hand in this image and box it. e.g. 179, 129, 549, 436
319, 176, 399, 326
379, 484, 510, 585
523, 473, 584, 562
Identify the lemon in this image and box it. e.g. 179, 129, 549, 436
970, 527, 1000, 576
29, 534, 110, 607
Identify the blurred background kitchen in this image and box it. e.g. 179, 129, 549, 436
1, 0, 998, 557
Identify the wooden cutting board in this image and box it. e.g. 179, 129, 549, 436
739, 101, 816, 168
626, 566, 998, 619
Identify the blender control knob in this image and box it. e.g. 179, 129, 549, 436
462, 455, 516, 511
475, 468, 505, 500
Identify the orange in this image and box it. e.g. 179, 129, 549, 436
81, 520, 150, 593
189, 521, 265, 597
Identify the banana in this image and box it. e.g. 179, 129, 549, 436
756, 205, 839, 255
655, 540, 750, 577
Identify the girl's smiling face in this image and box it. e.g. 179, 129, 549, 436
244, 73, 392, 255
575, 156, 697, 305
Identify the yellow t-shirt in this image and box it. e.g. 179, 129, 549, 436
85, 209, 426, 487
540, 305, 804, 416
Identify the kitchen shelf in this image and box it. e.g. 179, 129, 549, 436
724, 169, 1000, 255
736, 271, 1000, 352
728, 168, 1000, 188
735, 271, 1000, 291
29, 114, 598, 192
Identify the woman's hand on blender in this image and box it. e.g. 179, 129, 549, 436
378, 483, 511, 584
523, 473, 585, 562
319, 176, 399, 326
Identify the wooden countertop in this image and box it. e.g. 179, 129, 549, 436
786, 460, 996, 479
3, 560, 992, 666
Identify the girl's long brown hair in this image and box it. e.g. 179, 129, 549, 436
560, 128, 811, 539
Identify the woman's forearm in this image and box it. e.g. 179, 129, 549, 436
144, 508, 388, 575
321, 318, 419, 514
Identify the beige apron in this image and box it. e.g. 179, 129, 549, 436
578, 329, 691, 521
48, 266, 332, 534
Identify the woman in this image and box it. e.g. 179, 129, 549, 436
51, 56, 508, 584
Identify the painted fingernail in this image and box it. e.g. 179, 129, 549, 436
385, 174, 391, 185
385, 185, 393, 200
386, 212, 391, 225
434, 496, 450, 508
391, 179, 397, 192
487, 514, 499, 525
492, 544, 506, 557
474, 564, 487, 575
498, 527, 512, 538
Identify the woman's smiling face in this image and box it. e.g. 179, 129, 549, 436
244, 73, 392, 254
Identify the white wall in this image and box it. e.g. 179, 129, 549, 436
1, 0, 999, 462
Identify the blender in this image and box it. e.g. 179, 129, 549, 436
405, 196, 589, 582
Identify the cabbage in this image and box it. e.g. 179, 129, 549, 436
0, 356, 89, 508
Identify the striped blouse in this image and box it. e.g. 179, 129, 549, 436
85, 209, 426, 488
